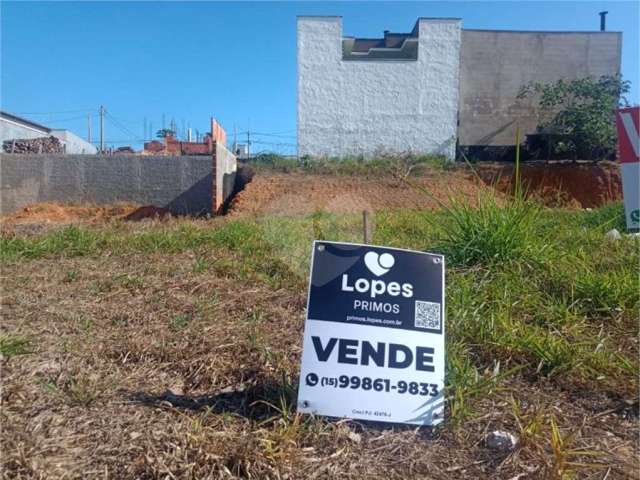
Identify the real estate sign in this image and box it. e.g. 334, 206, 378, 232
616, 107, 640, 230
297, 241, 445, 426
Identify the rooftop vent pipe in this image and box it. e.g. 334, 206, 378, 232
599, 11, 608, 31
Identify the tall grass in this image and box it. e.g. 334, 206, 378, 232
434, 193, 545, 266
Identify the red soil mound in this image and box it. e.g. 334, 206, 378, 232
0, 203, 138, 226
477, 161, 622, 208
123, 206, 172, 221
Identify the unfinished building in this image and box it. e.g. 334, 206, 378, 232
297, 16, 622, 159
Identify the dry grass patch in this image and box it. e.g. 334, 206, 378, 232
1, 204, 638, 479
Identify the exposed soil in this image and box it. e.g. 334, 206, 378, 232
477, 161, 622, 208
228, 170, 488, 217
0, 203, 139, 226
123, 205, 172, 222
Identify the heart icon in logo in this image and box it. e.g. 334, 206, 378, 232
364, 251, 395, 276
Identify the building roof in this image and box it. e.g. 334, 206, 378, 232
0, 110, 51, 133
343, 28, 419, 61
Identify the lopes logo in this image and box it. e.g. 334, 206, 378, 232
364, 251, 395, 276
341, 251, 413, 299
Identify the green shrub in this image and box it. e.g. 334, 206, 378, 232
518, 75, 630, 159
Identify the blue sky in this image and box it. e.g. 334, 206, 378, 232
1, 1, 638, 153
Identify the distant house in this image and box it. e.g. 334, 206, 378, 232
0, 110, 97, 154
143, 118, 226, 156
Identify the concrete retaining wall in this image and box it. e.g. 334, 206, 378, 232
213, 143, 237, 212
0, 153, 238, 215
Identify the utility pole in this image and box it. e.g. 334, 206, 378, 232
233, 125, 237, 153
99, 105, 105, 153
143, 117, 148, 140
246, 119, 251, 160
87, 112, 92, 143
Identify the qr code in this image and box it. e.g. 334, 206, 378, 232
415, 301, 441, 330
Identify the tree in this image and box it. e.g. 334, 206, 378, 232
518, 75, 630, 159
156, 128, 176, 139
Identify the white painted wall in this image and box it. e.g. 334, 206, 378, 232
0, 117, 97, 154
297, 17, 461, 159
0, 117, 48, 142
50, 130, 97, 154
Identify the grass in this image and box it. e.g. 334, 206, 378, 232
2, 200, 636, 394
170, 313, 191, 331
582, 201, 627, 232
433, 193, 544, 266
245, 152, 454, 176
1, 199, 638, 478
0, 335, 33, 358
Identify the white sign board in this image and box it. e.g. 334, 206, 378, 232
297, 241, 445, 425
616, 107, 640, 230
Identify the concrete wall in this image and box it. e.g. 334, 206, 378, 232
459, 30, 622, 147
297, 17, 461, 159
213, 142, 237, 212
0, 155, 214, 215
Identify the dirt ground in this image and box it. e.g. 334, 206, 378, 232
0, 203, 138, 226
0, 170, 489, 227
228, 170, 489, 217
479, 161, 622, 208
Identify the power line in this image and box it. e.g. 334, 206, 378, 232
12, 108, 94, 115
48, 113, 98, 124
239, 131, 296, 139
104, 109, 144, 142
90, 139, 140, 144
251, 139, 297, 147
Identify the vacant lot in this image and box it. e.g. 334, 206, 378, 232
228, 169, 486, 217
1, 172, 638, 478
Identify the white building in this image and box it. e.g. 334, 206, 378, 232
0, 111, 97, 154
297, 17, 623, 161
297, 17, 462, 159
